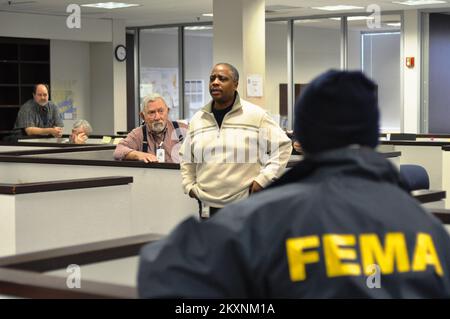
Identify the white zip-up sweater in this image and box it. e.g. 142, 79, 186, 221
179, 93, 292, 208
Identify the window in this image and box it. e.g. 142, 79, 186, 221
184, 26, 213, 119
348, 14, 401, 132
139, 28, 180, 119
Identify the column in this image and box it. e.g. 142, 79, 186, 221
213, 0, 269, 112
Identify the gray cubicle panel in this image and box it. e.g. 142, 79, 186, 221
0, 154, 198, 236
0, 176, 134, 256
0, 234, 161, 298
18, 134, 125, 146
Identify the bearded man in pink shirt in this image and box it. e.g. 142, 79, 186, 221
114, 93, 187, 163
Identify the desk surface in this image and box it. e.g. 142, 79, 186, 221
0, 176, 133, 195
412, 189, 446, 204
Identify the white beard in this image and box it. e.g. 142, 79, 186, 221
151, 122, 166, 133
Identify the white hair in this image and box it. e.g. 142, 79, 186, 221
73, 119, 93, 135
140, 93, 169, 112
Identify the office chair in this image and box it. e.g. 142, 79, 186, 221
399, 164, 430, 191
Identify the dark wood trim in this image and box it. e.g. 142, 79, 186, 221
0, 268, 137, 299
0, 234, 162, 271
17, 134, 127, 140
0, 155, 180, 170
0, 176, 133, 195
0, 145, 116, 156
381, 151, 401, 158
412, 190, 446, 204
430, 210, 450, 225
441, 146, 450, 151
0, 141, 100, 148
417, 134, 450, 138
381, 140, 450, 147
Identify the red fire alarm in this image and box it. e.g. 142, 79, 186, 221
406, 57, 415, 68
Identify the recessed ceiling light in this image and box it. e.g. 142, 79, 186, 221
185, 26, 213, 31
392, 0, 446, 5
387, 22, 402, 27
312, 5, 364, 11
295, 19, 320, 24
202, 13, 214, 17
330, 16, 371, 21
81, 2, 141, 9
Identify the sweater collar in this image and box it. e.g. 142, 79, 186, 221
202, 92, 243, 114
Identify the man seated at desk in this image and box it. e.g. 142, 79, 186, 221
114, 93, 187, 163
14, 83, 64, 137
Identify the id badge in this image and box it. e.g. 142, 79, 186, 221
201, 202, 209, 218
156, 148, 165, 163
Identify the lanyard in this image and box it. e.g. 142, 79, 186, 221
153, 129, 167, 152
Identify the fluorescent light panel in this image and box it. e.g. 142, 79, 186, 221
295, 19, 320, 24
386, 22, 402, 26
330, 16, 371, 21
185, 26, 213, 31
392, 0, 446, 5
202, 13, 214, 17
312, 5, 364, 11
81, 2, 141, 9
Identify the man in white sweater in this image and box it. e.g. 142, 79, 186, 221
179, 63, 292, 218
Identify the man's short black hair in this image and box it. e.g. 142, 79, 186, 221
215, 63, 239, 83
33, 83, 50, 95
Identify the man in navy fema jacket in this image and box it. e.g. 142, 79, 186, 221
137, 70, 450, 298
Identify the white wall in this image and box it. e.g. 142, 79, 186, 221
50, 40, 91, 134
266, 22, 287, 119
0, 11, 126, 136
403, 10, 421, 133
90, 43, 115, 135
0, 11, 112, 42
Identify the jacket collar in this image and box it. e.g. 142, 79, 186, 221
268, 146, 408, 191
202, 92, 243, 114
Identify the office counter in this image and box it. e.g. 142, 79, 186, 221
0, 152, 197, 237
0, 176, 134, 256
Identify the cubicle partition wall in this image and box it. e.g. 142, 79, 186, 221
0, 176, 134, 256
0, 234, 162, 298
17, 134, 125, 145
0, 150, 199, 237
